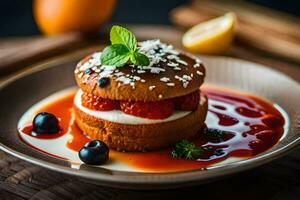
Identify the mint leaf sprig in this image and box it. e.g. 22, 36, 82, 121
100, 25, 150, 67
171, 140, 204, 160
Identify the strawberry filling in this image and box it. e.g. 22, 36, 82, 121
81, 93, 119, 111
81, 90, 200, 119
120, 100, 174, 120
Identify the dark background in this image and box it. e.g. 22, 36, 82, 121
0, 0, 299, 37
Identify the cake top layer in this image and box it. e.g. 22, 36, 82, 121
75, 40, 205, 101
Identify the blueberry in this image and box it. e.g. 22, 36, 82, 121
32, 112, 60, 134
79, 140, 109, 165
85, 69, 93, 75
205, 128, 229, 143
214, 149, 225, 156
98, 77, 110, 88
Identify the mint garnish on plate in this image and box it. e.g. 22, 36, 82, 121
171, 140, 204, 160
100, 25, 150, 67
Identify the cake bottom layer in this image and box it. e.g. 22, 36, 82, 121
73, 96, 208, 151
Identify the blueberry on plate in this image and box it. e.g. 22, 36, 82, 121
33, 112, 60, 134
214, 148, 225, 156
79, 140, 109, 165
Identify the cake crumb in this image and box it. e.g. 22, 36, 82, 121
197, 71, 203, 76
177, 59, 188, 66
149, 85, 156, 91
173, 67, 181, 71
137, 70, 146, 74
167, 62, 179, 67
193, 63, 200, 68
183, 82, 189, 88
77, 73, 84, 78
160, 77, 170, 82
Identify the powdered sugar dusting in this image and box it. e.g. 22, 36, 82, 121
75, 40, 203, 90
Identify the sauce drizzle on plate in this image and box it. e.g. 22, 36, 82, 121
19, 86, 285, 172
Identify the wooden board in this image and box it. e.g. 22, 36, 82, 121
0, 25, 300, 200
170, 0, 300, 63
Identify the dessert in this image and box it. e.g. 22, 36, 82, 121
16, 25, 286, 172
73, 26, 208, 151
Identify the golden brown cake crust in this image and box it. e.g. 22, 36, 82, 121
74, 41, 205, 101
73, 96, 208, 151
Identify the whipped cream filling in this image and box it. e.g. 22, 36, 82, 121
74, 90, 196, 125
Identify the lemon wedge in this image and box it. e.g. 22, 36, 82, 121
182, 12, 236, 54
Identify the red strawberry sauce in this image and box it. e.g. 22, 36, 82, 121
19, 85, 285, 172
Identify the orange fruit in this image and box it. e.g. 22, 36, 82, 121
33, 0, 116, 35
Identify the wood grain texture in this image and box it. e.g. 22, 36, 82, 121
2, 149, 300, 200
170, 0, 300, 63
0, 32, 105, 77
0, 25, 300, 200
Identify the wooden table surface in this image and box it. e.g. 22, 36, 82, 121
0, 25, 300, 200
